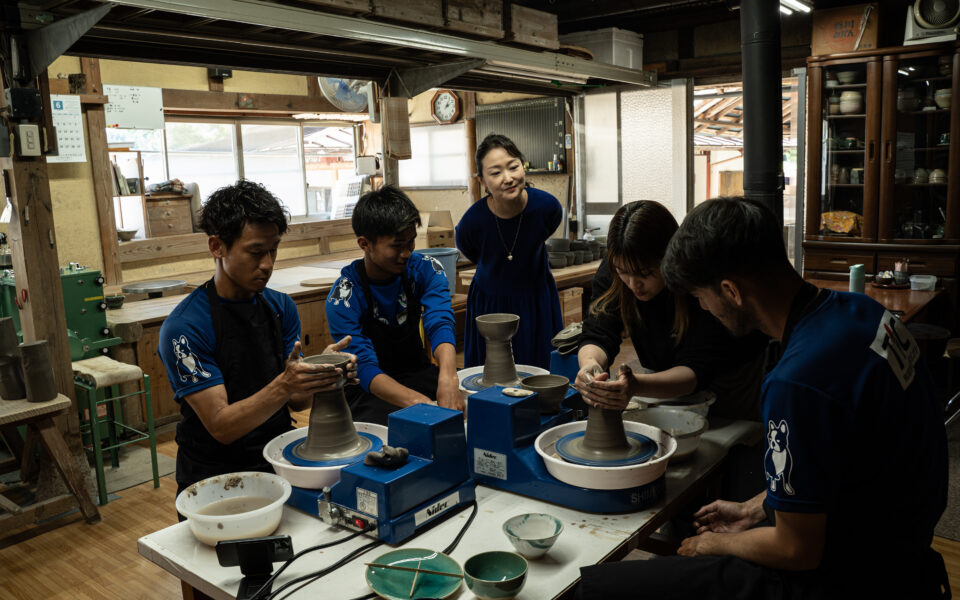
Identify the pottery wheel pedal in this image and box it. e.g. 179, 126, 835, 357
289, 404, 476, 545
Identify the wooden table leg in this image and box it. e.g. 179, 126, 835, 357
33, 417, 100, 523
181, 581, 216, 600
20, 425, 38, 481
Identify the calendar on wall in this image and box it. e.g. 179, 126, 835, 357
47, 94, 86, 163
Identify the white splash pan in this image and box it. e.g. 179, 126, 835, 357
263, 423, 388, 490
534, 421, 677, 490
457, 364, 549, 403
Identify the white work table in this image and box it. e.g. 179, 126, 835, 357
139, 419, 761, 600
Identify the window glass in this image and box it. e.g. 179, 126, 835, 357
304, 125, 355, 218
241, 124, 306, 216
400, 123, 467, 188
165, 122, 238, 202
105, 128, 166, 184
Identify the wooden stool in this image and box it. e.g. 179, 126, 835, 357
0, 395, 100, 530
73, 356, 158, 506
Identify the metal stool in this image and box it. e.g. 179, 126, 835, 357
72, 356, 158, 505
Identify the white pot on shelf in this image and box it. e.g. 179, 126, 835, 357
839, 91, 862, 114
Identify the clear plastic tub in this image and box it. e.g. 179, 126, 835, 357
910, 274, 937, 291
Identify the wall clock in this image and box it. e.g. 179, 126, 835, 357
431, 89, 461, 124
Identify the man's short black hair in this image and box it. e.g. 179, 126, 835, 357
662, 196, 789, 293
198, 179, 289, 248
351, 185, 421, 241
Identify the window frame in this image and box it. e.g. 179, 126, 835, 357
399, 121, 469, 190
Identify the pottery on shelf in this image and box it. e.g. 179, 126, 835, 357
934, 89, 952, 109
930, 169, 947, 184
897, 88, 920, 112
839, 90, 862, 114
836, 70, 858, 84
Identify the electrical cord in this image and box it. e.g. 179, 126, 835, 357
249, 525, 373, 600
269, 539, 384, 600
344, 500, 480, 600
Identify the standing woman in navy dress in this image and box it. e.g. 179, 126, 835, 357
456, 134, 563, 369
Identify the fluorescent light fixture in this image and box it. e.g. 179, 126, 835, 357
780, 5, 793, 15
898, 69, 910, 76
781, 0, 813, 13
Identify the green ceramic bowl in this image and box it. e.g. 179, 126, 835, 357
365, 548, 462, 600
463, 551, 527, 600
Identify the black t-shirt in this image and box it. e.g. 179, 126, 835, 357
580, 259, 768, 418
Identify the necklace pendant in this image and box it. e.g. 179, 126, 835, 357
507, 254, 513, 261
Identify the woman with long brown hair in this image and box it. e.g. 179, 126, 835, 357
576, 200, 767, 420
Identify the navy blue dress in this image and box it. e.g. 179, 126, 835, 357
456, 186, 563, 369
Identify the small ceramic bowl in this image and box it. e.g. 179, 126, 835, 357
463, 551, 527, 600
836, 70, 858, 84
117, 228, 138, 242
520, 374, 569, 414
105, 294, 125, 309
502, 513, 564, 559
545, 238, 571, 253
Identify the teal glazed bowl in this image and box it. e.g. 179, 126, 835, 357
463, 551, 528, 600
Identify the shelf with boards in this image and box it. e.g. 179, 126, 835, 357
825, 83, 867, 90
826, 114, 866, 119
827, 149, 865, 155
899, 107, 952, 115
827, 183, 864, 188
895, 182, 948, 187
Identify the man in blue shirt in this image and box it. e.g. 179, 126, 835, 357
577, 197, 948, 599
326, 185, 462, 425
159, 180, 355, 494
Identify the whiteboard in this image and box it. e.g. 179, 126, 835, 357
103, 85, 165, 130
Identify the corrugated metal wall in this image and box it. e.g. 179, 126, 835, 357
476, 98, 565, 172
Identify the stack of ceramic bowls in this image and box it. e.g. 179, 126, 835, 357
546, 238, 571, 270
930, 169, 947, 185
836, 70, 858, 84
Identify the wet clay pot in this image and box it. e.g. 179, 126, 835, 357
520, 374, 569, 414
476, 313, 521, 387
295, 353, 371, 461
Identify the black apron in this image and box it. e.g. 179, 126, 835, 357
344, 261, 437, 424
175, 279, 293, 493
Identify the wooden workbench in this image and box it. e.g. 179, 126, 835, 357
107, 252, 469, 429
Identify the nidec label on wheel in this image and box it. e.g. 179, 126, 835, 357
473, 447, 507, 480
414, 491, 461, 527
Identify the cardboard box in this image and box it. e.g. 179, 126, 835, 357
416, 211, 456, 249
811, 3, 878, 56
559, 287, 583, 327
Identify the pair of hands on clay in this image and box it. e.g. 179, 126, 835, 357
574, 361, 639, 411
281, 336, 358, 402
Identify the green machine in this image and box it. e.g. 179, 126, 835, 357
0, 263, 122, 359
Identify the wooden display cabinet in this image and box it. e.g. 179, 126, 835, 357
804, 41, 960, 320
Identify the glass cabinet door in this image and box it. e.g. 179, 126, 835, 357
815, 59, 879, 241
880, 51, 955, 242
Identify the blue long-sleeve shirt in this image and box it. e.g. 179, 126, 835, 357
325, 253, 456, 391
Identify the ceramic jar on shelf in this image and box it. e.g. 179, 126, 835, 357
839, 90, 863, 114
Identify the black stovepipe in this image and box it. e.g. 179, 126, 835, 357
740, 0, 785, 226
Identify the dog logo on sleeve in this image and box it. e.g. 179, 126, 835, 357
425, 255, 445, 276
172, 335, 212, 383
328, 278, 354, 308
764, 420, 795, 495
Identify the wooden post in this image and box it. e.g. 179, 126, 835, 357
463, 92, 479, 204
80, 58, 123, 284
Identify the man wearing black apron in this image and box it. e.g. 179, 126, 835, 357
159, 180, 356, 495
326, 185, 462, 425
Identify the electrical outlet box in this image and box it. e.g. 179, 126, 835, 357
4, 88, 42, 119
16, 124, 41, 156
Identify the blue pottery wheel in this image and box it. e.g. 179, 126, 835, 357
555, 431, 658, 467
461, 371, 541, 392
282, 432, 383, 467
